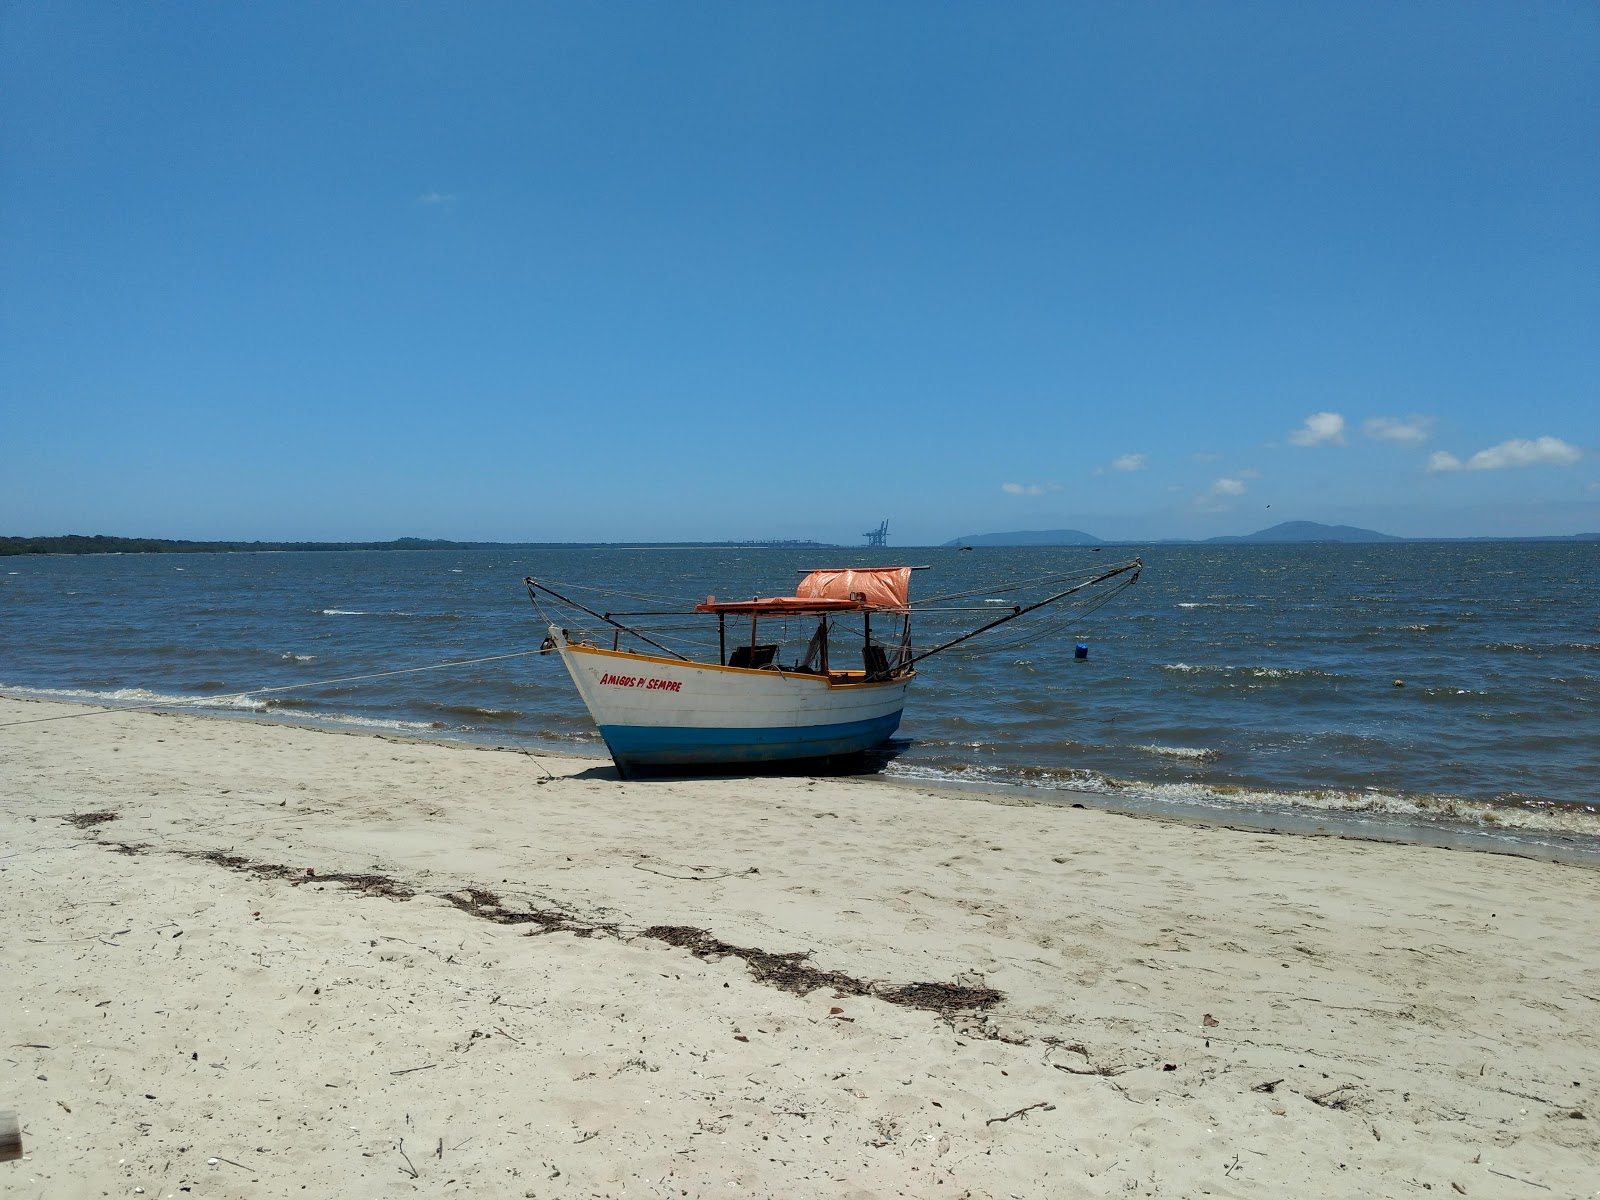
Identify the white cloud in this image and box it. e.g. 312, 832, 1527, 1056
1288, 412, 1346, 447
1363, 415, 1434, 444
1236, 467, 1261, 480
1001, 481, 1062, 496
1109, 453, 1146, 472
1193, 475, 1248, 512
1427, 437, 1582, 473
416, 191, 458, 208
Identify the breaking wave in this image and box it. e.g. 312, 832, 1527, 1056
882, 759, 1600, 839
0, 683, 439, 734
2, 683, 268, 712
1136, 744, 1220, 762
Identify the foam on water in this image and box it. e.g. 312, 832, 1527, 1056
0, 682, 440, 736
297, 712, 440, 733
1136, 744, 1219, 762
1159, 663, 1343, 680
3, 683, 270, 712
882, 758, 1600, 840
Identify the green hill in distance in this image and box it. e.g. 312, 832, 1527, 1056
942, 520, 1598, 547
1203, 520, 1403, 544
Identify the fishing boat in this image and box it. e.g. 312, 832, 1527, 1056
525, 558, 1141, 772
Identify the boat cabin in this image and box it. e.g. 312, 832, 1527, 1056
692, 566, 915, 680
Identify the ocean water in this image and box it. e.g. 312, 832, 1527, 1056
3, 543, 1597, 857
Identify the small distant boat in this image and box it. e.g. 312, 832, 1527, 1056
525, 559, 1141, 772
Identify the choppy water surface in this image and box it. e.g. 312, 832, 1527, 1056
3, 543, 1596, 856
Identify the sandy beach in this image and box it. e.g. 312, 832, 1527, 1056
3, 695, 1597, 1199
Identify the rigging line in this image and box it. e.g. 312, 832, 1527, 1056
523, 578, 696, 607
971, 578, 1139, 655
239, 649, 552, 697
525, 578, 690, 661
976, 582, 1136, 655
915, 598, 1113, 643
906, 605, 1071, 614
912, 570, 1105, 605
913, 561, 1140, 606
0, 647, 553, 730
599, 611, 701, 617
900, 560, 1141, 668
570, 631, 722, 655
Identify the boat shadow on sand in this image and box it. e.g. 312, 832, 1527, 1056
577, 737, 911, 782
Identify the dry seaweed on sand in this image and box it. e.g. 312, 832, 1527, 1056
179, 855, 1003, 1019
186, 851, 414, 899
443, 887, 599, 935
62, 810, 118, 828
641, 924, 1002, 1015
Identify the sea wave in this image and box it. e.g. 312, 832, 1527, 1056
0, 683, 442, 735
420, 702, 525, 723
1136, 744, 1219, 762
1160, 663, 1343, 681
318, 608, 460, 621
0, 683, 269, 711
296, 712, 441, 733
882, 760, 1600, 838
531, 727, 605, 744
1482, 641, 1600, 653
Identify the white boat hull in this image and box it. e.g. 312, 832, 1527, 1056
550, 627, 910, 769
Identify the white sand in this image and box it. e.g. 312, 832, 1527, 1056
3, 695, 1597, 1199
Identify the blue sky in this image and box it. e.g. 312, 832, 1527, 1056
3, 2, 1596, 543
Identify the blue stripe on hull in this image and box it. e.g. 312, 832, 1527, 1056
599, 710, 904, 767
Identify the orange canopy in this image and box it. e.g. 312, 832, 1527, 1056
797, 567, 912, 612
693, 566, 913, 616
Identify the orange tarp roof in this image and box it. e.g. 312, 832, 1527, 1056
692, 566, 913, 616
796, 567, 912, 612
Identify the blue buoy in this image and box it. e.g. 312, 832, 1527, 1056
1074, 643, 1089, 660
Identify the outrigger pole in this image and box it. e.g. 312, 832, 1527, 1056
900, 559, 1141, 670
523, 577, 691, 662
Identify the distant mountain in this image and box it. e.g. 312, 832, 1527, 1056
941, 528, 1103, 548
1204, 521, 1404, 544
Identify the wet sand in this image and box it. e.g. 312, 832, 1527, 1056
3, 695, 1597, 1198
